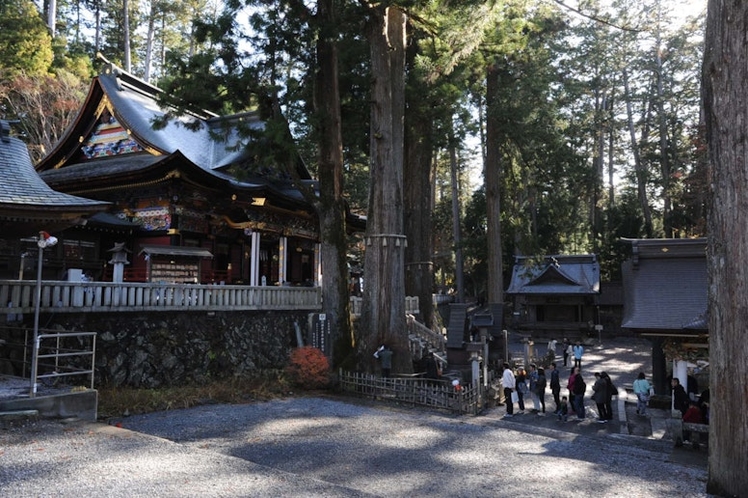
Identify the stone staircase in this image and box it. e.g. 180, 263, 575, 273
406, 314, 447, 366
446, 303, 468, 349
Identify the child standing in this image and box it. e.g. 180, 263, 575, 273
557, 396, 569, 422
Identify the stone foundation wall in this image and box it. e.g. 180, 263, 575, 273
0, 311, 307, 388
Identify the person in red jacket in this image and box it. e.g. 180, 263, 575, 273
682, 400, 704, 443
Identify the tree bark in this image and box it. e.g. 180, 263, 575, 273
358, 5, 410, 374
449, 125, 465, 304
622, 67, 653, 237
314, 0, 352, 366
403, 30, 435, 331
484, 61, 504, 305
703, 0, 748, 494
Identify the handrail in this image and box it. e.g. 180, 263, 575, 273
31, 330, 97, 396
406, 313, 446, 351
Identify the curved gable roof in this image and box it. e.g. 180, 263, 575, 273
36, 63, 311, 181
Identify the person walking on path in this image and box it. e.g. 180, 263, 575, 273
501, 362, 516, 418
562, 338, 571, 367
535, 367, 547, 414
547, 339, 557, 358
592, 372, 610, 423
572, 341, 584, 369
549, 362, 561, 412
633, 372, 652, 416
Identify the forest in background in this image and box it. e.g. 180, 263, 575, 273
0, 0, 705, 295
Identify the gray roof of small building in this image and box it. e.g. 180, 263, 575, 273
506, 254, 600, 295
0, 131, 108, 210
620, 238, 707, 331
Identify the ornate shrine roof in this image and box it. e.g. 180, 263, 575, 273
0, 121, 109, 236
35, 63, 315, 212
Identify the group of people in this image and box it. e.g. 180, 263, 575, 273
502, 361, 617, 423
501, 362, 550, 417
503, 338, 621, 424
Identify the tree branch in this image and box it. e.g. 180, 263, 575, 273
551, 0, 641, 32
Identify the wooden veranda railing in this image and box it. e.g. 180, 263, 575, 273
338, 369, 485, 415
349, 296, 420, 317
0, 280, 422, 316
0, 280, 323, 314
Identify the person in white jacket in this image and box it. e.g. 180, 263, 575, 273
501, 362, 516, 417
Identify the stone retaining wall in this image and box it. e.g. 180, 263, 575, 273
0, 311, 307, 388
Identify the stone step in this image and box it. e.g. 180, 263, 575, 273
0, 409, 39, 429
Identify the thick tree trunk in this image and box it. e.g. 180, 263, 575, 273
404, 31, 435, 331
703, 1, 748, 495
358, 6, 410, 374
484, 61, 504, 305
449, 131, 465, 303
314, 0, 352, 366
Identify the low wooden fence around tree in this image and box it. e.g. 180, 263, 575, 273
338, 369, 486, 415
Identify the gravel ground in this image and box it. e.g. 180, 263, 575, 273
0, 337, 713, 497
1, 395, 710, 497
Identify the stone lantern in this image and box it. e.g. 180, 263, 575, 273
107, 242, 130, 283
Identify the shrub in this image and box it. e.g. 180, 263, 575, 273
286, 346, 330, 390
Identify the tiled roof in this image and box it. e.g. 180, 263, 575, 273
620, 238, 707, 331
506, 254, 600, 295
0, 132, 108, 210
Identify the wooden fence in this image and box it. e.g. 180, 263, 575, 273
338, 369, 485, 415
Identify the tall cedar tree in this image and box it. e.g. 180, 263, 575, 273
702, 0, 748, 494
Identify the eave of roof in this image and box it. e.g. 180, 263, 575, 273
139, 245, 213, 258
620, 254, 707, 331
1, 133, 109, 211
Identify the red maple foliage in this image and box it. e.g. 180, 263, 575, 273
285, 346, 330, 390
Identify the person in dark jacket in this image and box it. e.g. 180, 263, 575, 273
601, 371, 616, 421
549, 363, 561, 413
671, 377, 690, 416
592, 373, 609, 423
572, 372, 586, 419
516, 368, 528, 413
535, 367, 547, 414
